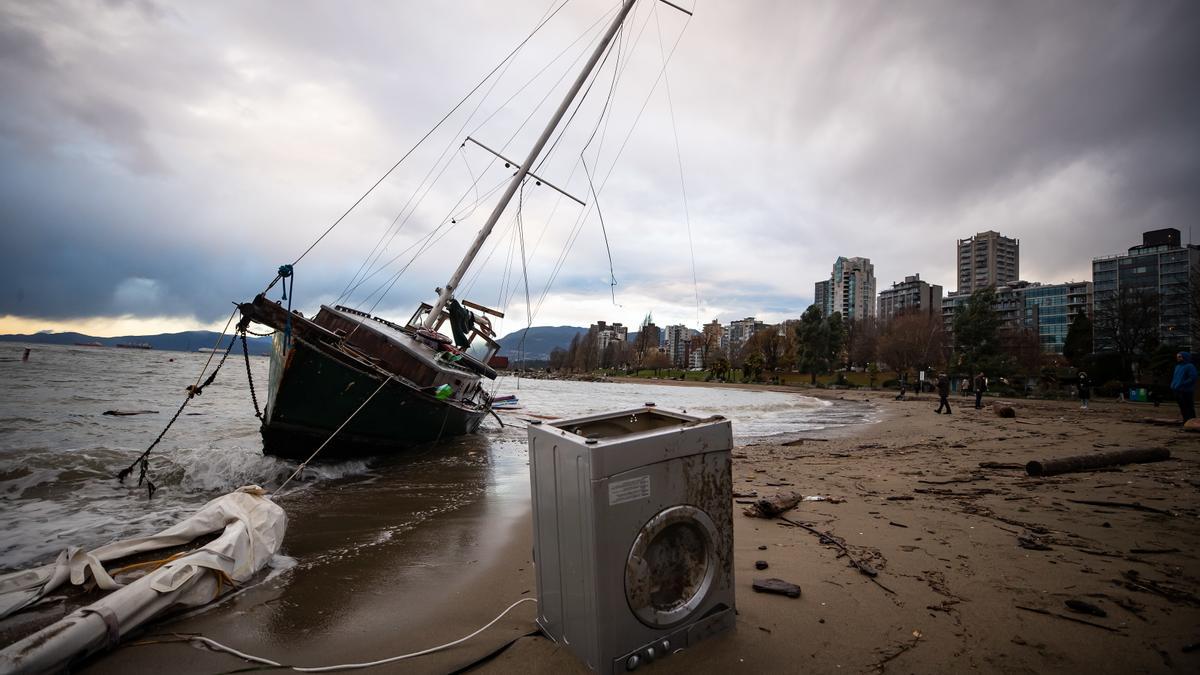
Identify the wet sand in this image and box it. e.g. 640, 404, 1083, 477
81, 390, 1198, 674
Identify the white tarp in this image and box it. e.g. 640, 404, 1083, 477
0, 486, 286, 675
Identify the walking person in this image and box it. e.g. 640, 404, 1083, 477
973, 371, 987, 409
895, 372, 908, 401
1078, 371, 1091, 410
935, 373, 952, 414
1171, 352, 1197, 422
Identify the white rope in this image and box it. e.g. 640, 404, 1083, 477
188, 597, 536, 672
274, 375, 393, 496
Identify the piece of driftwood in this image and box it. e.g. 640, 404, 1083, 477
752, 577, 801, 598
1067, 498, 1176, 516
1015, 605, 1119, 632
745, 491, 803, 517
993, 403, 1016, 418
778, 516, 895, 594
917, 474, 988, 485
1026, 447, 1170, 477
1065, 599, 1107, 617
1136, 417, 1183, 426
978, 461, 1025, 470
102, 410, 159, 416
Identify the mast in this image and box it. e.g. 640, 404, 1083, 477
424, 0, 638, 328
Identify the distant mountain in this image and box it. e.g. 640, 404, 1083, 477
0, 330, 274, 355
496, 326, 586, 361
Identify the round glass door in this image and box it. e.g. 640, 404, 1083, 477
625, 505, 718, 628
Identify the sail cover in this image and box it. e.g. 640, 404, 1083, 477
0, 486, 286, 674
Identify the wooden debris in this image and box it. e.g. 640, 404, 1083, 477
752, 577, 801, 598
744, 491, 803, 518
978, 462, 1025, 470
1015, 605, 1120, 632
886, 495, 915, 501
102, 410, 159, 416
779, 516, 894, 593
1017, 532, 1052, 551
1120, 570, 1200, 606
1025, 447, 1170, 477
1065, 599, 1107, 617
917, 474, 988, 485
1067, 498, 1176, 516
1184, 419, 1200, 432
755, 560, 769, 570
993, 403, 1017, 418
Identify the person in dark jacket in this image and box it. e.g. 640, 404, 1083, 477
973, 371, 987, 409
895, 372, 908, 401
935, 373, 952, 414
1171, 352, 1197, 422
1078, 371, 1091, 410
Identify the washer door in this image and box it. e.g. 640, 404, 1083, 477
625, 505, 719, 628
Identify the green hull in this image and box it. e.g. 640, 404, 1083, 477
261, 332, 487, 461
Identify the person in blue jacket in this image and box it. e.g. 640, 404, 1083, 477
1171, 352, 1197, 422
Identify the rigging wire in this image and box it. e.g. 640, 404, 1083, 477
654, 2, 701, 327
581, 155, 618, 305
283, 0, 578, 282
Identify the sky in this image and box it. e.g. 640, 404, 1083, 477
1, 0, 1196, 338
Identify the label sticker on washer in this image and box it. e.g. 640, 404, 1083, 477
609, 475, 651, 505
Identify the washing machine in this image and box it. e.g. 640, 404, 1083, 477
528, 406, 735, 673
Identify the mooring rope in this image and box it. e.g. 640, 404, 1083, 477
274, 376, 393, 497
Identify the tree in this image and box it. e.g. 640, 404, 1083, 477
795, 306, 845, 384
1062, 310, 1093, 367
1093, 287, 1160, 381
953, 288, 1004, 377
847, 317, 879, 370
548, 347, 568, 371
877, 310, 945, 378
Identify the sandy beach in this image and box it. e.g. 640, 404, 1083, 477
78, 386, 1199, 674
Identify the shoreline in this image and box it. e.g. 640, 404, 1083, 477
74, 390, 1200, 673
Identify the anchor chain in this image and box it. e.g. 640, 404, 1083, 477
241, 332, 263, 419
117, 320, 245, 498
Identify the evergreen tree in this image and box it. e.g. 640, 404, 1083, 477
953, 288, 1003, 376
1062, 310, 1093, 367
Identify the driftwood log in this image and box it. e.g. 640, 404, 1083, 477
1185, 419, 1200, 432
992, 403, 1016, 418
1026, 447, 1170, 477
745, 491, 803, 517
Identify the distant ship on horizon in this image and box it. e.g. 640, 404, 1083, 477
115, 342, 152, 350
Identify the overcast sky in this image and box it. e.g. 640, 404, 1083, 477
1, 0, 1196, 337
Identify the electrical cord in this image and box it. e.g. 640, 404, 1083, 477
188, 597, 537, 672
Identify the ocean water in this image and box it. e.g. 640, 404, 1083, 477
0, 342, 871, 572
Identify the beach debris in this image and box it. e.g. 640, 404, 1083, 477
1017, 531, 1053, 551
758, 545, 768, 550
102, 410, 159, 416
1015, 605, 1120, 632
745, 491, 803, 517
755, 560, 769, 570
886, 495, 915, 501
1131, 417, 1183, 426
1184, 419, 1200, 432
1119, 570, 1200, 606
752, 577, 801, 598
1066, 498, 1177, 517
870, 631, 923, 671
1129, 547, 1180, 555
1025, 447, 1170, 477
917, 474, 988, 485
1065, 599, 1107, 617
889, 521, 908, 528
978, 461, 1025, 470
992, 403, 1017, 418
778, 516, 893, 592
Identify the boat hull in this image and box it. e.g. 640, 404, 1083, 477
261, 334, 487, 460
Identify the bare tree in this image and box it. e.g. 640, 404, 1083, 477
1093, 287, 1160, 380
877, 311, 945, 377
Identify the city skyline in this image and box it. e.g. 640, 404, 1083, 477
2, 1, 1195, 337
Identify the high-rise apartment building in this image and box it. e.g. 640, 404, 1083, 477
878, 274, 943, 322
664, 324, 690, 368
957, 231, 1019, 293
726, 317, 765, 354
1021, 281, 1093, 354
589, 321, 627, 351
1092, 228, 1199, 351
815, 257, 876, 319
813, 280, 831, 317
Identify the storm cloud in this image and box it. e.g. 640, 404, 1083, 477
1, 0, 1196, 334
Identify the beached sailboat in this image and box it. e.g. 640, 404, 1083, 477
238, 0, 644, 461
